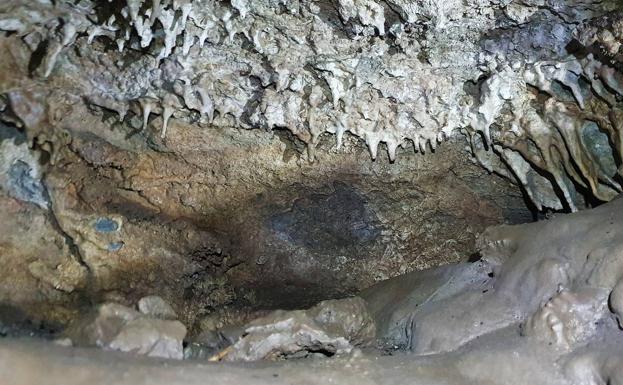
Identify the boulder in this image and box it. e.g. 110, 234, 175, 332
64, 302, 186, 359
137, 295, 178, 320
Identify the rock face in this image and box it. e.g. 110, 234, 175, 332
1, 0, 621, 331
1, 0, 623, 383
4, 192, 623, 385
0, 110, 527, 330
1, 0, 621, 213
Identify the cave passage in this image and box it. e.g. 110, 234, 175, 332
1, 0, 623, 384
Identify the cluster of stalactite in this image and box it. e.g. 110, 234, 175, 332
0, 0, 622, 211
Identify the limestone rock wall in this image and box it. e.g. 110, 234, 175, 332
0, 0, 621, 331
0, 118, 524, 331
1, 0, 621, 211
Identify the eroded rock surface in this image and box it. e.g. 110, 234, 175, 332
358, 196, 623, 362
0, 116, 525, 331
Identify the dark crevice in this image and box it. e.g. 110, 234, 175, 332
28, 39, 49, 75
44, 188, 96, 306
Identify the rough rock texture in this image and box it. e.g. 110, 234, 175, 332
1, 0, 622, 331
0, 118, 527, 331
4, 198, 623, 384
1, 0, 621, 213
64, 301, 186, 359
1, 0, 623, 383
218, 296, 375, 361
187, 196, 623, 369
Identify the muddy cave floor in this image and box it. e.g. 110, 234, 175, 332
5, 197, 623, 385
0, 328, 585, 385
0, 301, 569, 385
